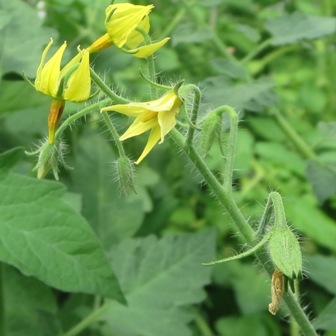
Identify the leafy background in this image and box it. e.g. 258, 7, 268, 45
1, 0, 336, 335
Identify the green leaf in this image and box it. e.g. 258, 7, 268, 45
306, 160, 336, 204
71, 131, 148, 247
265, 12, 336, 46
285, 196, 336, 252
172, 23, 212, 46
210, 59, 248, 79
1, 0, 57, 77
256, 142, 305, 176
313, 297, 336, 330
100, 231, 216, 336
0, 147, 24, 172
213, 261, 270, 314
3, 265, 58, 336
216, 314, 280, 336
201, 77, 278, 112
0, 171, 125, 302
304, 255, 336, 295
0, 81, 48, 115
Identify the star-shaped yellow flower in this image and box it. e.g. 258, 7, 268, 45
101, 91, 182, 164
88, 3, 169, 58
35, 38, 91, 143
35, 38, 90, 101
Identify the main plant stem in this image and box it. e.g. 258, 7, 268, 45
169, 128, 318, 336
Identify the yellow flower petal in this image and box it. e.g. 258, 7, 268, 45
131, 37, 170, 58
87, 33, 113, 53
135, 126, 161, 164
120, 114, 158, 141
125, 16, 150, 49
105, 4, 153, 48
35, 38, 54, 93
63, 49, 91, 101
157, 110, 177, 144
40, 41, 67, 97
102, 104, 148, 117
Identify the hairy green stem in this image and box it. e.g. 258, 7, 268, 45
55, 98, 111, 142
185, 85, 202, 149
170, 128, 318, 336
170, 128, 255, 241
63, 302, 111, 336
136, 27, 158, 97
101, 112, 125, 158
217, 106, 239, 192
272, 110, 317, 160
90, 68, 129, 104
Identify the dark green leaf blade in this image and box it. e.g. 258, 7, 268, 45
0, 147, 24, 172
101, 231, 216, 336
265, 12, 336, 46
1, 0, 57, 77
306, 160, 336, 204
304, 255, 336, 295
313, 297, 336, 331
71, 131, 148, 247
0, 172, 125, 302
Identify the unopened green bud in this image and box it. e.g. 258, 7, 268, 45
199, 111, 221, 156
114, 156, 136, 195
268, 226, 302, 279
27, 139, 68, 180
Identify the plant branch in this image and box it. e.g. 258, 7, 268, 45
170, 128, 318, 336
170, 128, 255, 241
54, 98, 111, 142
63, 302, 111, 336
272, 109, 317, 160
90, 68, 129, 104
101, 112, 126, 158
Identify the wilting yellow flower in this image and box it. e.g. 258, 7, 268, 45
35, 38, 91, 143
88, 3, 169, 58
101, 91, 182, 164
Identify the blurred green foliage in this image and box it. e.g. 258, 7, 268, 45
1, 0, 336, 335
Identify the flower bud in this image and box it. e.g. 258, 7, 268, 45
113, 156, 136, 195
268, 226, 302, 279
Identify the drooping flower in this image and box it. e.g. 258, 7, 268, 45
87, 3, 169, 58
101, 91, 182, 164
35, 38, 91, 143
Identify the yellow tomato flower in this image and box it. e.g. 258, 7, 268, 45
35, 38, 91, 101
101, 91, 182, 164
35, 38, 91, 144
88, 3, 169, 58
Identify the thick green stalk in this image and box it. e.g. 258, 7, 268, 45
170, 128, 255, 241
170, 128, 318, 336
